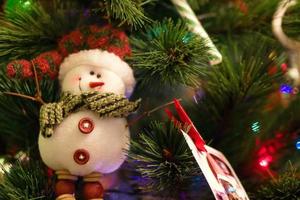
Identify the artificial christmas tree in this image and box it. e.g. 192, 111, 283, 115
0, 0, 299, 200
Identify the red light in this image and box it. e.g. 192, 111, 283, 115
281, 63, 288, 73
259, 159, 269, 167
258, 156, 273, 168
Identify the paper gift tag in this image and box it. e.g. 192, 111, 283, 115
181, 130, 249, 200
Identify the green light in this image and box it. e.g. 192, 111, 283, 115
251, 121, 260, 134
23, 1, 31, 8
4, 0, 33, 13
182, 32, 193, 44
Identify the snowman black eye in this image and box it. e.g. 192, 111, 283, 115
90, 71, 95, 75
97, 74, 101, 78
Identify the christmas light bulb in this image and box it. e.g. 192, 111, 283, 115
251, 121, 260, 134
259, 159, 269, 167
23, 0, 31, 7
281, 63, 288, 72
280, 84, 293, 94
296, 140, 300, 150
258, 155, 273, 168
4, 0, 33, 15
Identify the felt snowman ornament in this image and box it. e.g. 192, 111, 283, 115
38, 49, 140, 200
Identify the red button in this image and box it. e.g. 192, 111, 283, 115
73, 149, 90, 165
78, 118, 94, 134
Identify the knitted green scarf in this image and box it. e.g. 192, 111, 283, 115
39, 91, 140, 138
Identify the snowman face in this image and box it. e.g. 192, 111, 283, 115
61, 65, 126, 95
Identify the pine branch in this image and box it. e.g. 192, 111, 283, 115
128, 121, 201, 196
253, 163, 300, 200
196, 0, 300, 37
0, 1, 77, 152
128, 19, 211, 91
260, 93, 300, 143
281, 1, 300, 38
98, 0, 151, 28
191, 34, 286, 167
0, 71, 60, 154
199, 34, 285, 123
0, 1, 80, 63
0, 160, 54, 200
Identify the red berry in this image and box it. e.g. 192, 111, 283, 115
107, 46, 125, 58
87, 35, 110, 49
69, 30, 84, 46
50, 52, 63, 67
113, 30, 127, 41
90, 25, 101, 33
58, 35, 72, 56
19, 60, 33, 78
39, 51, 62, 66
48, 70, 58, 80
6, 62, 16, 78
34, 57, 50, 74
123, 44, 132, 57
22, 62, 33, 78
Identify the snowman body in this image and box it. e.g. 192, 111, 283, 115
38, 50, 135, 176
38, 111, 129, 176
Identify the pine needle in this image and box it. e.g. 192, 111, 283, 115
99, 0, 151, 28
0, 1, 80, 63
0, 160, 54, 200
128, 121, 201, 196
253, 162, 300, 200
129, 19, 211, 91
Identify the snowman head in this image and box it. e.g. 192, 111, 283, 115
59, 49, 135, 96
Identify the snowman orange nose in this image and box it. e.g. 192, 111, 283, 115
89, 82, 104, 88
